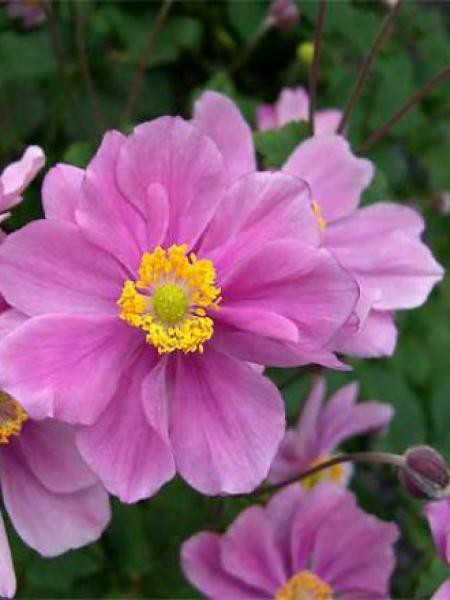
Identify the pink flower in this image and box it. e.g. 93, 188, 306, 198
182, 482, 399, 599
282, 135, 444, 357
1, 0, 46, 27
256, 87, 342, 135
0, 312, 110, 599
267, 0, 299, 30
0, 145, 45, 225
0, 92, 359, 501
425, 500, 450, 600
268, 376, 393, 486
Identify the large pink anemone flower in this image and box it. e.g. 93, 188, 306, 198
0, 93, 359, 502
257, 88, 444, 357
268, 376, 393, 486
182, 482, 399, 599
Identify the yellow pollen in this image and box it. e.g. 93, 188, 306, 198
275, 571, 333, 600
311, 201, 326, 234
118, 244, 221, 355
302, 454, 345, 491
0, 391, 27, 444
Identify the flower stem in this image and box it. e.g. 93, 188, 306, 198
336, 0, 403, 135
74, 2, 105, 138
121, 0, 174, 127
241, 451, 405, 499
358, 65, 450, 153
308, 0, 327, 136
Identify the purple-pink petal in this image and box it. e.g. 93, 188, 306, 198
192, 91, 256, 184
0, 145, 45, 213
42, 163, 84, 223
0, 510, 15, 599
170, 348, 285, 495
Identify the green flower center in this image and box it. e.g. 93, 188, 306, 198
152, 283, 189, 325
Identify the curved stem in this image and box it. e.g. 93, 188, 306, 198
308, 0, 327, 136
241, 451, 405, 499
336, 0, 403, 135
358, 65, 450, 153
74, 2, 105, 137
121, 0, 174, 126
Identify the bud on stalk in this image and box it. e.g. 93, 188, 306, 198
399, 446, 450, 501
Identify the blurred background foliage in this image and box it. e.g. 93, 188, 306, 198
0, 0, 449, 597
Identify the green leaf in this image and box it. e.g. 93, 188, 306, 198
253, 121, 309, 168
0, 31, 54, 81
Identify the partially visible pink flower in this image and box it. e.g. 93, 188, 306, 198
282, 134, 444, 358
267, 0, 299, 30
256, 87, 342, 135
268, 376, 393, 486
0, 92, 359, 502
2, 0, 46, 27
0, 146, 45, 225
425, 499, 450, 600
182, 483, 399, 599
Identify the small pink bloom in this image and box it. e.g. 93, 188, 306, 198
0, 93, 359, 501
256, 87, 342, 135
0, 146, 45, 222
267, 0, 299, 30
425, 499, 450, 599
268, 376, 393, 486
283, 135, 444, 357
2, 0, 46, 27
182, 483, 399, 599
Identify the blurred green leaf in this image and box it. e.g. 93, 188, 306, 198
253, 121, 309, 168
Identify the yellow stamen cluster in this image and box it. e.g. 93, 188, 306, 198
118, 245, 221, 355
0, 391, 27, 444
302, 454, 345, 491
311, 201, 326, 234
275, 571, 333, 600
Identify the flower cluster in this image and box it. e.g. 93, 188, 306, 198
0, 85, 444, 597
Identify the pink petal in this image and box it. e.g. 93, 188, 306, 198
0, 314, 141, 424
170, 348, 285, 495
0, 511, 15, 599
217, 305, 299, 344
117, 116, 226, 248
221, 506, 286, 593
283, 135, 373, 222
77, 354, 175, 503
314, 109, 342, 135
181, 532, 262, 599
76, 131, 153, 272
333, 309, 398, 358
0, 220, 126, 317
0, 308, 26, 338
42, 164, 84, 223
0, 448, 110, 557
327, 213, 444, 310
222, 241, 359, 349
432, 580, 450, 600
199, 171, 318, 270
425, 499, 450, 564
256, 104, 277, 131
0, 145, 45, 212
13, 420, 98, 494
193, 91, 256, 184
275, 87, 309, 126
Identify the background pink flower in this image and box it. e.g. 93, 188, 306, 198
0, 93, 359, 502
268, 376, 393, 485
1, 0, 46, 28
256, 87, 342, 135
0, 146, 45, 225
182, 482, 399, 599
425, 500, 450, 600
282, 134, 444, 357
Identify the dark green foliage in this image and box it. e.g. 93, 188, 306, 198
1, 0, 449, 597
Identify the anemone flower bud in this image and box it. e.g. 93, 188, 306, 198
399, 446, 450, 501
268, 0, 300, 30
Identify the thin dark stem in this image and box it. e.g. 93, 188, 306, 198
43, 2, 84, 135
308, 0, 327, 136
74, 2, 105, 137
240, 451, 405, 499
336, 0, 403, 135
230, 19, 271, 74
358, 66, 450, 153
121, 0, 174, 126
